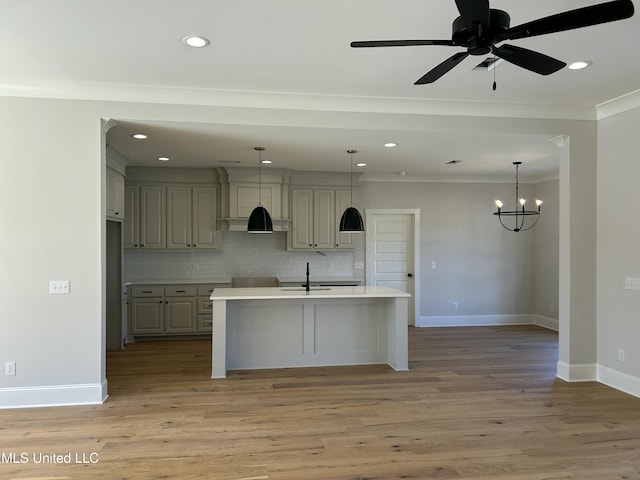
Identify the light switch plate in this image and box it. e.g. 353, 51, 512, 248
49, 280, 70, 294
625, 277, 640, 291
353, 262, 364, 270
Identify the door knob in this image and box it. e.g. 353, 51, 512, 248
407, 273, 413, 277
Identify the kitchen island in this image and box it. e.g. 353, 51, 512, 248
210, 286, 411, 378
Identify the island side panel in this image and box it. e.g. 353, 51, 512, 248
227, 301, 306, 370
386, 296, 409, 371
313, 300, 385, 365
211, 299, 227, 378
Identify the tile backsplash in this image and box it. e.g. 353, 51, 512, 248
124, 232, 359, 282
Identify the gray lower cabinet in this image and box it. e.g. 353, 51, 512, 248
129, 283, 228, 338
164, 285, 197, 334
131, 297, 164, 335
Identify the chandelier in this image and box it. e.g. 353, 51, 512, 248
493, 161, 542, 232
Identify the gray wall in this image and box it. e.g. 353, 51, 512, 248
597, 105, 640, 382
533, 179, 559, 320
359, 179, 558, 323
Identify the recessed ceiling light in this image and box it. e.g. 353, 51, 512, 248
157, 156, 170, 162
132, 133, 147, 139
384, 142, 397, 148
356, 162, 367, 167
261, 160, 272, 164
568, 60, 592, 70
183, 35, 210, 48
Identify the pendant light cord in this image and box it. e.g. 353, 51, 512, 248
347, 149, 357, 206
255, 146, 265, 206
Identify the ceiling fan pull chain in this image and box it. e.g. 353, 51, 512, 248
492, 55, 497, 91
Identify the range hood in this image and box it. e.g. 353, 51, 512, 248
217, 167, 291, 232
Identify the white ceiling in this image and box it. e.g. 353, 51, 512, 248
2, 0, 638, 180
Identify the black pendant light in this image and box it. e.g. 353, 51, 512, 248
247, 147, 273, 234
339, 149, 364, 232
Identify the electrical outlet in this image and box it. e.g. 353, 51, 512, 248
618, 348, 625, 362
431, 261, 437, 269
452, 301, 458, 311
49, 280, 70, 294
5, 361, 16, 376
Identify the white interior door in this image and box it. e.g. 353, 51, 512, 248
365, 210, 419, 326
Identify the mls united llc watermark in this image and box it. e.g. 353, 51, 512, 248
1, 451, 99, 464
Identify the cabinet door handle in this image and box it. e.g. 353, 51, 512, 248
175, 290, 186, 293
142, 290, 153, 294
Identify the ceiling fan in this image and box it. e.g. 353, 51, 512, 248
351, 0, 635, 84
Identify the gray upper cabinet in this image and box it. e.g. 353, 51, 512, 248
126, 183, 218, 251
290, 188, 355, 250
167, 186, 218, 250
106, 167, 125, 221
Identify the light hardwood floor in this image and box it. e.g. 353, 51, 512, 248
2, 326, 640, 479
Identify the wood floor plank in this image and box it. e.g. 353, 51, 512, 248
2, 326, 640, 479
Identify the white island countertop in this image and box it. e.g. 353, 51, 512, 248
211, 285, 410, 301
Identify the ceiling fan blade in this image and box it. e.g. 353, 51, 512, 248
351, 39, 456, 48
504, 0, 634, 41
493, 44, 566, 75
414, 51, 469, 84
455, 0, 490, 33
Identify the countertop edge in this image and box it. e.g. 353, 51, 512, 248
210, 286, 411, 301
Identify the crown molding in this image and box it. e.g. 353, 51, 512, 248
0, 80, 598, 121
597, 88, 640, 119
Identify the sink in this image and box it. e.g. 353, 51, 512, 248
280, 287, 332, 291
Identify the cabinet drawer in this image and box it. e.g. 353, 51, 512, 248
197, 297, 213, 314
131, 286, 164, 297
197, 284, 217, 296
197, 314, 213, 333
165, 285, 197, 296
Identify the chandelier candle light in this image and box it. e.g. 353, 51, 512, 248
494, 161, 542, 232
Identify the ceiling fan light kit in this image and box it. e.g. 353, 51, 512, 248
351, 0, 634, 85
494, 162, 542, 233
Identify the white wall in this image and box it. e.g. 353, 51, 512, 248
597, 105, 640, 394
0, 98, 105, 407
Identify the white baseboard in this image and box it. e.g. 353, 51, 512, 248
556, 361, 597, 381
597, 365, 640, 398
0, 380, 107, 410
532, 314, 559, 331
417, 313, 560, 331
417, 313, 534, 328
